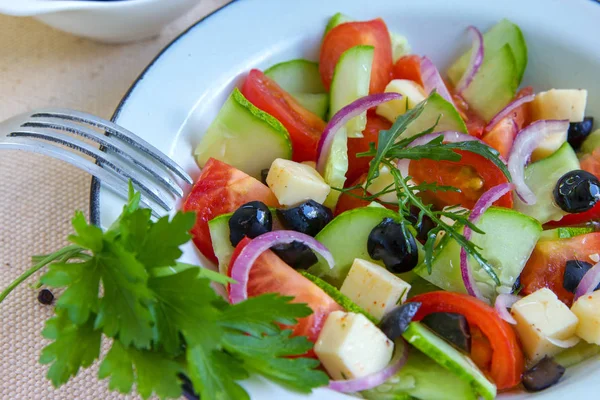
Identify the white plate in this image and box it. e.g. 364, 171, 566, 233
91, 0, 600, 398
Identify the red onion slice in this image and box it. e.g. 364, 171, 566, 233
316, 93, 401, 173
574, 261, 600, 301
494, 293, 522, 325
460, 183, 515, 301
420, 56, 456, 107
228, 231, 335, 304
485, 94, 535, 132
547, 336, 581, 349
455, 26, 484, 94
508, 120, 570, 205
329, 339, 409, 393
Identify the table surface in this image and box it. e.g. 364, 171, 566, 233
0, 1, 229, 398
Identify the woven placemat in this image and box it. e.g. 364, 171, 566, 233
0, 1, 228, 398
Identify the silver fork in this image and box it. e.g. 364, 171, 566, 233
0, 108, 193, 216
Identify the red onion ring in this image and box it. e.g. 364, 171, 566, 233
494, 293, 521, 325
328, 339, 409, 393
228, 231, 335, 304
548, 336, 581, 349
485, 94, 535, 132
460, 183, 515, 301
420, 56, 456, 107
455, 26, 484, 94
508, 120, 570, 205
316, 93, 402, 174
574, 261, 600, 301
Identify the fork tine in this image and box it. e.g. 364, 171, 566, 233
30, 109, 193, 185
8, 130, 174, 212
0, 137, 162, 218
21, 118, 183, 197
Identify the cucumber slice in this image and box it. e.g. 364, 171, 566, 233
554, 341, 600, 368
402, 93, 468, 138
329, 45, 374, 138
322, 128, 348, 209
414, 207, 542, 302
581, 129, 600, 155
293, 92, 329, 120
514, 143, 580, 224
362, 346, 477, 400
309, 206, 401, 287
390, 32, 411, 63
402, 322, 496, 400
539, 226, 594, 241
448, 19, 527, 86
264, 59, 325, 94
194, 88, 292, 179
460, 44, 518, 122
324, 12, 353, 35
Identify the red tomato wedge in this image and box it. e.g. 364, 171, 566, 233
453, 93, 487, 138
320, 19, 393, 94
241, 69, 326, 162
408, 149, 513, 209
409, 291, 525, 390
182, 158, 279, 263
520, 233, 600, 306
346, 113, 391, 184
580, 147, 600, 181
392, 55, 423, 86
228, 237, 343, 353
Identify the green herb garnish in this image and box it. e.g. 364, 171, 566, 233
0, 184, 328, 400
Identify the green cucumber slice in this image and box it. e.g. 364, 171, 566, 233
322, 128, 348, 209
448, 19, 527, 86
402, 92, 468, 138
460, 44, 518, 122
329, 45, 374, 137
581, 129, 600, 155
402, 322, 496, 400
514, 143, 580, 224
539, 226, 595, 241
554, 341, 600, 368
324, 12, 353, 35
293, 92, 329, 119
390, 32, 411, 62
414, 207, 542, 302
194, 88, 292, 179
264, 59, 325, 94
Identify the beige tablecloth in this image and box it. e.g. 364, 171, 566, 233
0, 1, 229, 398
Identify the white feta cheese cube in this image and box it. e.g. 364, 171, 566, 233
511, 288, 579, 362
314, 311, 394, 380
531, 89, 588, 123
340, 258, 411, 320
266, 158, 330, 206
376, 79, 426, 123
571, 291, 600, 345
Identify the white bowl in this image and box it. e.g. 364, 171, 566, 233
0, 0, 201, 43
91, 0, 600, 398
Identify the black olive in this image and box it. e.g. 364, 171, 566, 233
271, 241, 318, 270
563, 259, 600, 293
379, 302, 421, 341
228, 201, 272, 247
407, 206, 436, 242
367, 218, 419, 273
512, 275, 522, 294
553, 170, 600, 213
37, 289, 54, 305
260, 168, 270, 186
567, 117, 594, 150
523, 356, 566, 392
422, 312, 471, 353
276, 200, 333, 237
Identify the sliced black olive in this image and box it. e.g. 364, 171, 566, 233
260, 168, 270, 186
553, 170, 600, 213
407, 206, 436, 242
523, 356, 566, 392
368, 218, 419, 273
379, 302, 421, 341
563, 259, 600, 293
276, 200, 333, 237
271, 241, 318, 270
567, 117, 594, 150
229, 201, 272, 247
422, 312, 471, 353
38, 289, 54, 305
512, 275, 522, 294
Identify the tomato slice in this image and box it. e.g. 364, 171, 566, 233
470, 325, 493, 372
182, 158, 279, 263
320, 19, 393, 94
346, 113, 391, 184
408, 149, 513, 209
520, 233, 600, 306
241, 69, 326, 162
228, 237, 343, 353
409, 291, 525, 390
392, 55, 423, 86
453, 93, 486, 138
